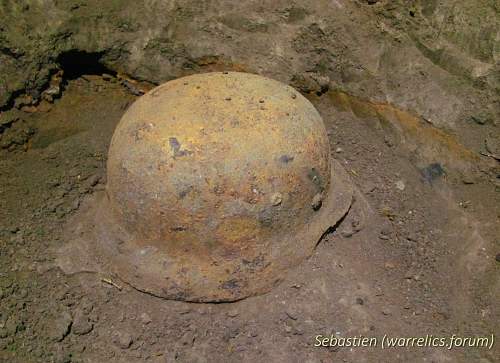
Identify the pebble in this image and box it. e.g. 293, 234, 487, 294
495, 253, 500, 263
121, 80, 144, 96
352, 218, 363, 232
470, 114, 489, 125
384, 262, 395, 269
178, 306, 191, 315
270, 192, 282, 206
285, 309, 298, 320
421, 163, 444, 182
112, 331, 133, 349
311, 193, 323, 211
227, 309, 239, 318
9, 226, 20, 234
140, 312, 152, 324
461, 175, 475, 184
395, 180, 405, 191
181, 331, 195, 346
380, 225, 392, 235
340, 227, 354, 238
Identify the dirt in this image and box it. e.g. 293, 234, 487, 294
0, 1, 499, 362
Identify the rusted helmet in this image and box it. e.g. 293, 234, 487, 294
59, 72, 353, 302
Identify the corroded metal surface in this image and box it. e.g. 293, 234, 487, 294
58, 72, 353, 302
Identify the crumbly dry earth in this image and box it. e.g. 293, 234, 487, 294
0, 1, 499, 362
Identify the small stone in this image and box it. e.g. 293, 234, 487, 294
495, 253, 500, 263
421, 163, 444, 182
461, 175, 475, 185
335, 147, 343, 153
178, 307, 191, 315
341, 227, 354, 238
395, 180, 405, 191
380, 225, 391, 235
356, 297, 364, 305
470, 114, 489, 125
311, 193, 323, 211
181, 331, 195, 346
71, 198, 81, 211
112, 331, 133, 349
270, 192, 283, 206
10, 226, 20, 234
382, 309, 391, 316
121, 80, 145, 96
352, 218, 363, 232
285, 309, 298, 320
227, 309, 239, 318
140, 312, 152, 325
42, 85, 61, 102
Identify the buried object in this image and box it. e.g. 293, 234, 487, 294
57, 72, 353, 302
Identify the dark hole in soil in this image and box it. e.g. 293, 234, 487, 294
56, 50, 117, 80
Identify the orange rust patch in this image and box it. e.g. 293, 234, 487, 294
328, 90, 480, 167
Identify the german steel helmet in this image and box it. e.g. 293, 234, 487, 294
59, 72, 353, 302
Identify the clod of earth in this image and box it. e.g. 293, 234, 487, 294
57, 72, 353, 302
